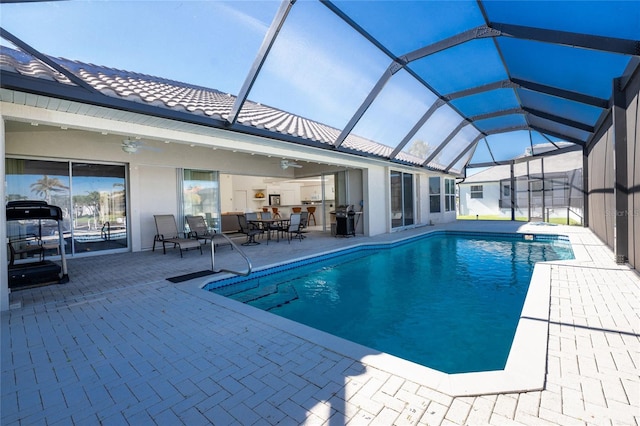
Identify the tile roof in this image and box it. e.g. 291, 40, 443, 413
1, 46, 426, 166
0, 47, 73, 85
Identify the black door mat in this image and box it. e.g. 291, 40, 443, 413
167, 270, 219, 283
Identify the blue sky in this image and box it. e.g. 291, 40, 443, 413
0, 1, 276, 94
2, 0, 631, 170
1, 1, 391, 130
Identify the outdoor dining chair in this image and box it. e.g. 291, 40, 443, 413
237, 214, 263, 246
286, 213, 304, 243
260, 211, 284, 241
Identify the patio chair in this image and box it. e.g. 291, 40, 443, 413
153, 214, 202, 257
299, 211, 309, 239
237, 214, 263, 246
186, 215, 214, 245
260, 211, 284, 241
286, 213, 304, 243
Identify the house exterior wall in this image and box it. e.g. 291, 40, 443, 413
135, 165, 179, 251
417, 174, 429, 225
2, 101, 456, 259
364, 167, 388, 235
419, 175, 457, 225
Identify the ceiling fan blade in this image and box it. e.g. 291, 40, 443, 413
281, 159, 303, 169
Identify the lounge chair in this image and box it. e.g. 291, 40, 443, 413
237, 214, 263, 246
186, 215, 214, 245
153, 214, 202, 257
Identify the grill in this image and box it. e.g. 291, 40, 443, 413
333, 205, 355, 237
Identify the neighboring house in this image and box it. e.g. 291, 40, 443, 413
459, 146, 584, 223
459, 165, 510, 217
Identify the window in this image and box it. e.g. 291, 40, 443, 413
445, 178, 455, 212
182, 169, 220, 232
429, 176, 441, 213
503, 184, 510, 197
470, 185, 483, 199
390, 171, 414, 228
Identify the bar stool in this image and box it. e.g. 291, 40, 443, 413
291, 207, 302, 213
307, 206, 317, 226
272, 207, 281, 218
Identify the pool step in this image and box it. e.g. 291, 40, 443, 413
234, 284, 278, 303
212, 280, 259, 298
248, 283, 299, 311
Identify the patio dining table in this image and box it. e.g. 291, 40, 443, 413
249, 218, 289, 244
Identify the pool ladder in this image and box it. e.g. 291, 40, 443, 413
210, 233, 252, 277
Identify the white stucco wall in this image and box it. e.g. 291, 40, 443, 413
362, 166, 388, 235
136, 165, 179, 251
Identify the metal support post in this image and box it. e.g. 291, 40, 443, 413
612, 77, 629, 264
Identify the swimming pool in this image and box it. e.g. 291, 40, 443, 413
206, 232, 574, 374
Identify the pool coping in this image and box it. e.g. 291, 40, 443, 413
189, 227, 582, 397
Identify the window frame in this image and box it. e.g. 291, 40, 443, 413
470, 184, 483, 199
444, 178, 456, 212
5, 156, 129, 257
390, 170, 414, 228
429, 176, 441, 213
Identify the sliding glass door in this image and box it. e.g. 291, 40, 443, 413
182, 169, 220, 232
71, 163, 127, 253
390, 171, 414, 228
6, 158, 128, 256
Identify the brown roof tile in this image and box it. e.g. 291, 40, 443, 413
2, 46, 403, 161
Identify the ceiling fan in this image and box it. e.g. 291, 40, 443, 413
281, 159, 303, 170
121, 138, 161, 154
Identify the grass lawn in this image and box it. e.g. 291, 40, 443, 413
457, 215, 524, 221
457, 215, 581, 226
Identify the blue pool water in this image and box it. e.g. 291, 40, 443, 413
207, 232, 574, 373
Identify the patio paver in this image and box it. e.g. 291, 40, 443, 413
2, 222, 639, 425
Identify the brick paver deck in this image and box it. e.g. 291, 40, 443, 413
2, 222, 639, 425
